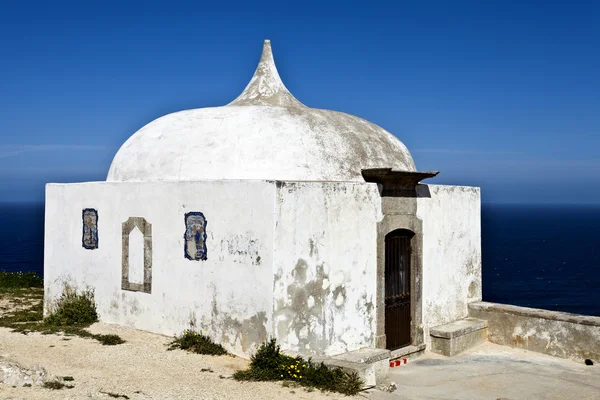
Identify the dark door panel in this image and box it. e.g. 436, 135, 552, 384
385, 230, 413, 350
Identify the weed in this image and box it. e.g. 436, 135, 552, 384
62, 376, 75, 381
233, 339, 363, 396
96, 334, 126, 345
43, 380, 74, 390
168, 330, 227, 355
100, 391, 130, 399
44, 285, 98, 326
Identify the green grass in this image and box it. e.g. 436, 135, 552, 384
167, 330, 228, 355
0, 271, 43, 291
0, 280, 124, 346
233, 339, 363, 396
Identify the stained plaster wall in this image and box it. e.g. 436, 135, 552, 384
272, 181, 382, 357
416, 184, 482, 345
44, 180, 275, 358
44, 179, 481, 359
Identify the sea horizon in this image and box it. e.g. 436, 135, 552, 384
1, 202, 599, 317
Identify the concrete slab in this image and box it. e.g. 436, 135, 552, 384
430, 318, 488, 356
361, 342, 600, 400
310, 348, 391, 388
430, 318, 488, 339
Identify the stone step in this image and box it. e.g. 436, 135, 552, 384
311, 348, 390, 388
430, 317, 488, 356
390, 343, 426, 361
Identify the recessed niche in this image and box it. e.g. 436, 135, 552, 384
122, 217, 152, 293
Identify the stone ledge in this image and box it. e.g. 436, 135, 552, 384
330, 347, 390, 364
309, 348, 390, 388
430, 318, 488, 339
469, 302, 600, 327
469, 301, 600, 363
390, 343, 426, 360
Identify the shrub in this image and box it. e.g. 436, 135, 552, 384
168, 330, 228, 355
250, 338, 298, 378
0, 271, 43, 289
44, 285, 98, 326
233, 339, 363, 396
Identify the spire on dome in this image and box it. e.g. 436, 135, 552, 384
228, 40, 305, 108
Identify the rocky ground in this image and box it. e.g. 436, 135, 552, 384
0, 290, 360, 400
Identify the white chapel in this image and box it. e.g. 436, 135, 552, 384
44, 40, 482, 361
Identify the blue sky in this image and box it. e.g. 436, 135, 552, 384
0, 1, 598, 204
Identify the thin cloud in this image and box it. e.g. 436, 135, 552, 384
0, 144, 111, 159
413, 149, 524, 156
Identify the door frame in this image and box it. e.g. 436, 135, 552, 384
375, 214, 424, 350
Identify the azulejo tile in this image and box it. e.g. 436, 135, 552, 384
184, 211, 207, 261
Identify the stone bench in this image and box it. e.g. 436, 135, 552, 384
430, 318, 488, 356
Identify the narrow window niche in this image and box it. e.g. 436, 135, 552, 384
184, 212, 207, 261
82, 208, 98, 249
122, 217, 152, 293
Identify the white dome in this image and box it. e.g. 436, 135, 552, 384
107, 41, 416, 182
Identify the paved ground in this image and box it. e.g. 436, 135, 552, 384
363, 342, 600, 400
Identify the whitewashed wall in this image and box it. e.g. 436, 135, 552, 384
416, 184, 482, 343
45, 179, 481, 358
44, 180, 275, 358
272, 181, 381, 357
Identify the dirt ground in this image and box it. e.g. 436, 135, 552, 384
0, 322, 360, 400
0, 289, 359, 400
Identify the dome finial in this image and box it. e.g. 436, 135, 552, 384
228, 40, 305, 108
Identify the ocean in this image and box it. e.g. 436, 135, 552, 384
1, 203, 599, 317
